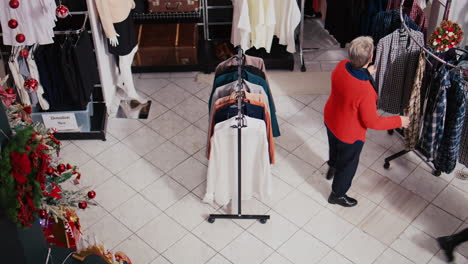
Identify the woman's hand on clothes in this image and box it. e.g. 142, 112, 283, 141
400, 116, 410, 128
367, 65, 377, 75
109, 34, 120, 47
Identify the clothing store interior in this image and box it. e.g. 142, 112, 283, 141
0, 0, 467, 263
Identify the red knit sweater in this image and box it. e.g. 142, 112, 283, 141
324, 60, 402, 144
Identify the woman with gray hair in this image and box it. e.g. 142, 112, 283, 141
323, 36, 410, 207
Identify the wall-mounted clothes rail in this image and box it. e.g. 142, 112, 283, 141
207, 47, 270, 224
383, 0, 467, 176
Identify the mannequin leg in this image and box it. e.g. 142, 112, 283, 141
118, 46, 146, 103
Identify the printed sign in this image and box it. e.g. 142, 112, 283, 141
42, 113, 80, 132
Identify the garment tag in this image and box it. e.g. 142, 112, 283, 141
42, 113, 79, 132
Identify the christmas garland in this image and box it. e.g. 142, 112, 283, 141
0, 127, 47, 227
0, 123, 94, 228
428, 20, 464, 53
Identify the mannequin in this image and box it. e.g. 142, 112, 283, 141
94, 0, 146, 103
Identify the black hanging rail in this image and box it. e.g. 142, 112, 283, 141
383, 0, 467, 176
207, 48, 270, 224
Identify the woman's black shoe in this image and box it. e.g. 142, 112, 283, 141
326, 167, 336, 180
437, 236, 455, 262
328, 193, 358, 207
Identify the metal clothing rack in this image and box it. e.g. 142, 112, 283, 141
298, 0, 320, 72
383, 0, 467, 176
207, 48, 270, 224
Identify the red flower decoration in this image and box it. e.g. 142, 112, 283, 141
23, 106, 32, 114
10, 152, 31, 184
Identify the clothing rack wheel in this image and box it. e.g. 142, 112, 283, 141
433, 170, 442, 177
387, 130, 394, 135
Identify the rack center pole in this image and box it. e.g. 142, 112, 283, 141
237, 125, 242, 215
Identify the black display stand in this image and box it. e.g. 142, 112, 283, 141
207, 48, 270, 224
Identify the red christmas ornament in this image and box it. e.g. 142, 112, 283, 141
55, 5, 69, 19
39, 210, 47, 219
19, 49, 29, 58
66, 163, 73, 170
24, 78, 38, 92
75, 172, 81, 180
57, 164, 66, 173
6, 88, 15, 95
16, 33, 25, 43
8, 19, 18, 29
9, 0, 19, 8
78, 201, 88, 209
46, 167, 54, 175
87, 191, 96, 199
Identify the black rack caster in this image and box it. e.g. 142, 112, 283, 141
387, 130, 394, 135
301, 65, 306, 72
384, 162, 390, 169
259, 218, 268, 224
207, 217, 215, 224
433, 170, 441, 177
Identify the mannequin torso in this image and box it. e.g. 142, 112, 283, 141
95, 0, 135, 38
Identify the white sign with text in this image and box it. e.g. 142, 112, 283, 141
42, 113, 80, 132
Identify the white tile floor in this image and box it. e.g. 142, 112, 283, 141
61, 71, 468, 264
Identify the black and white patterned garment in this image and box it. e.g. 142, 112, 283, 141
459, 101, 468, 167
374, 29, 424, 114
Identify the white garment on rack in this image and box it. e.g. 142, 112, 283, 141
247, 0, 276, 52
26, 50, 50, 110
8, 59, 31, 105
231, 0, 251, 50
204, 116, 272, 207
275, 0, 301, 53
0, 0, 56, 46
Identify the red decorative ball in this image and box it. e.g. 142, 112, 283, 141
87, 191, 96, 199
15, 33, 25, 43
9, 0, 19, 9
6, 88, 15, 95
24, 78, 38, 92
57, 164, 66, 173
78, 201, 88, 209
39, 210, 47, 219
55, 5, 69, 19
19, 49, 29, 58
46, 167, 54, 175
8, 19, 18, 29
